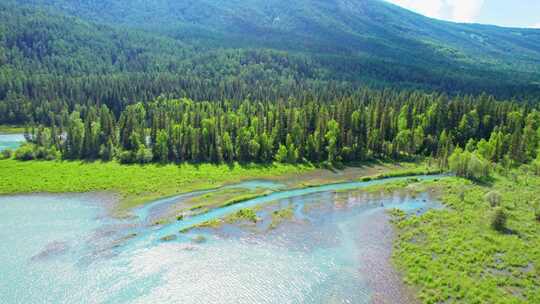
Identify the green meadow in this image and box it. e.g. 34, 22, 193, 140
0, 160, 311, 211
0, 125, 25, 134
393, 171, 540, 304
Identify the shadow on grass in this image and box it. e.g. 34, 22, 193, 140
471, 176, 496, 187
497, 227, 520, 237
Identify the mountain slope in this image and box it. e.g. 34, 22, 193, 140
16, 0, 540, 71
0, 1, 338, 116
1, 0, 540, 118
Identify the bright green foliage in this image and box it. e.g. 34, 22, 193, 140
465, 138, 477, 152
394, 173, 540, 304
448, 148, 491, 180
325, 120, 340, 164
14, 144, 35, 161
100, 139, 115, 161
476, 139, 494, 160
274, 145, 289, 163
0, 160, 310, 210
0, 149, 13, 159
136, 145, 153, 164
459, 110, 480, 142
154, 130, 169, 163
231, 209, 258, 223
19, 97, 540, 167
532, 152, 540, 175
395, 130, 413, 155
65, 113, 84, 159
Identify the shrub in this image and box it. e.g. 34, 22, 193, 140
45, 147, 61, 161
274, 144, 288, 163
1, 149, 13, 159
467, 154, 491, 180
535, 202, 540, 222
533, 157, 540, 176
458, 188, 465, 202
491, 208, 507, 232
136, 145, 153, 164
448, 148, 491, 181
484, 191, 502, 207
34, 146, 49, 159
118, 150, 136, 164
32, 146, 60, 161
234, 208, 258, 223
14, 145, 36, 161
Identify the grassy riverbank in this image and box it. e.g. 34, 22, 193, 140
0, 125, 24, 134
0, 159, 433, 212
0, 160, 311, 211
392, 171, 540, 303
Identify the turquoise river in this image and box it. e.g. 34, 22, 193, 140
0, 175, 446, 304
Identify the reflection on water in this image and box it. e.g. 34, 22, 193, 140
144, 175, 444, 241
133, 180, 285, 223
0, 178, 442, 304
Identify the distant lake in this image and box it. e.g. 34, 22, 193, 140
0, 133, 25, 151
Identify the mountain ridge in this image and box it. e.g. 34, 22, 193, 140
16, 0, 540, 66
1, 0, 540, 109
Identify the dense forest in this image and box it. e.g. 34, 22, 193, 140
8, 89, 539, 179
2, 1, 540, 127
2, 0, 540, 175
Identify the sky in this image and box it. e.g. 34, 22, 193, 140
386, 0, 540, 28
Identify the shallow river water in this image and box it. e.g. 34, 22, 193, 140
0, 175, 445, 304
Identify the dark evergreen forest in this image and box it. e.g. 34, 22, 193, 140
2, 1, 540, 126
16, 90, 539, 175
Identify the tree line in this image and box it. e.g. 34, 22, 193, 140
9, 89, 540, 174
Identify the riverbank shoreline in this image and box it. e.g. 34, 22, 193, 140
0, 159, 460, 303
0, 159, 439, 212
0, 125, 25, 134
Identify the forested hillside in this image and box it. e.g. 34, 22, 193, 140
17, 0, 540, 72
1, 0, 540, 126
0, 2, 339, 124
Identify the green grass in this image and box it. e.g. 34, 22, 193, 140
226, 208, 259, 223
185, 188, 271, 212
194, 219, 222, 229
0, 160, 311, 211
349, 178, 428, 196
270, 206, 294, 229
0, 125, 25, 134
292, 161, 440, 188
357, 163, 442, 182
220, 191, 272, 208
392, 171, 540, 304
